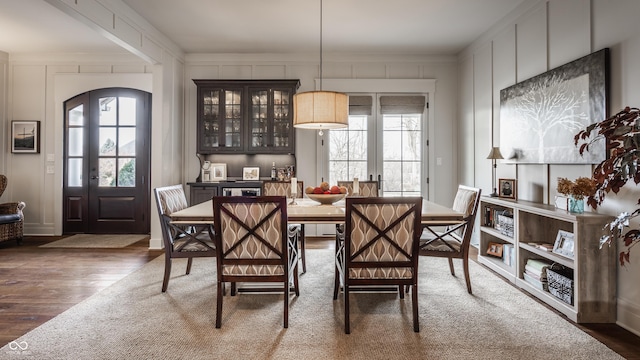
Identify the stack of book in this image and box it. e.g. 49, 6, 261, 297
523, 258, 554, 291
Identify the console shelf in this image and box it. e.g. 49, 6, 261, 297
478, 197, 616, 323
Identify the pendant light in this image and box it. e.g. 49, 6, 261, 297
293, 0, 348, 134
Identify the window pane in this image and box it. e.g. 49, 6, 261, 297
119, 97, 136, 126
99, 128, 117, 156
67, 158, 82, 187
68, 128, 83, 156
402, 131, 421, 161
99, 158, 116, 187
99, 97, 117, 125
118, 158, 135, 187
118, 128, 136, 156
69, 104, 84, 126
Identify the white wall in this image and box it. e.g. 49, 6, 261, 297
459, 0, 640, 335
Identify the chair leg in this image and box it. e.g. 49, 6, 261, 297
300, 224, 307, 274
231, 282, 237, 296
284, 276, 290, 328
162, 257, 172, 292
448, 258, 455, 276
412, 282, 419, 332
215, 280, 224, 328
293, 263, 300, 297
186, 257, 193, 275
344, 284, 350, 334
333, 262, 340, 300
463, 257, 472, 294
399, 285, 405, 299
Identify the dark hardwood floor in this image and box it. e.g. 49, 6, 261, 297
1, 236, 639, 359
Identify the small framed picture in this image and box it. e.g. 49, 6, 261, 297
498, 178, 516, 199
211, 163, 227, 181
242, 166, 260, 181
487, 242, 504, 257
553, 230, 575, 259
11, 120, 40, 153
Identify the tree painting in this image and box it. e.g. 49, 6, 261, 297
499, 49, 609, 164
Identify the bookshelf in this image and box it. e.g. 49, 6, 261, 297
478, 196, 616, 323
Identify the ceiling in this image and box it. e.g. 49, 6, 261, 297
0, 0, 526, 56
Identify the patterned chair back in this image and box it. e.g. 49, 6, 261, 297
345, 197, 422, 280
213, 196, 291, 276
338, 180, 379, 197
262, 180, 304, 198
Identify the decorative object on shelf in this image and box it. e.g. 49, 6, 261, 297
486, 147, 504, 197
242, 166, 260, 181
575, 106, 640, 266
293, 0, 348, 136
11, 120, 40, 153
290, 177, 298, 205
210, 163, 227, 181
554, 195, 570, 211
498, 178, 516, 200
553, 230, 575, 259
556, 177, 596, 214
486, 242, 504, 258
496, 210, 514, 237
500, 48, 609, 164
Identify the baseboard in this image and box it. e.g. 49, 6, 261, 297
617, 297, 640, 337
148, 236, 163, 250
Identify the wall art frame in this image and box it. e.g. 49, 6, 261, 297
499, 48, 609, 164
11, 120, 40, 154
242, 166, 260, 181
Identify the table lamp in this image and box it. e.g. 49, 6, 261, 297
486, 147, 504, 197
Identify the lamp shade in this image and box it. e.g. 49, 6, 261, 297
486, 147, 504, 160
293, 90, 348, 129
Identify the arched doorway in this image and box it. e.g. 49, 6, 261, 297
63, 88, 151, 234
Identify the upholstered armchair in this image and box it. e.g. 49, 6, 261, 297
0, 175, 26, 245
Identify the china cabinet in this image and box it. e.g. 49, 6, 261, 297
478, 197, 616, 323
194, 79, 300, 154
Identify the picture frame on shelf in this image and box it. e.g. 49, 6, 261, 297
242, 166, 260, 181
553, 230, 575, 259
487, 242, 504, 258
11, 120, 40, 153
210, 163, 227, 181
498, 178, 516, 199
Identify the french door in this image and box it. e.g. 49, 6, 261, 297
328, 94, 427, 197
63, 88, 151, 234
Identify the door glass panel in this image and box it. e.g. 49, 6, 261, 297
99, 158, 116, 187
69, 104, 84, 126
67, 158, 82, 187
99, 97, 117, 125
118, 97, 136, 125
329, 115, 368, 185
68, 128, 83, 156
99, 128, 117, 156
382, 114, 422, 196
118, 128, 136, 156
118, 158, 135, 187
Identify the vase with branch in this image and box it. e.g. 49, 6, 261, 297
574, 106, 640, 265
556, 177, 596, 214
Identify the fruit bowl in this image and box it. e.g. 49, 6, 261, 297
305, 193, 347, 205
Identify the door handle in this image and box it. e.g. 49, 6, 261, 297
91, 176, 98, 180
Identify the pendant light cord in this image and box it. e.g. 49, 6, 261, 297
319, 0, 323, 91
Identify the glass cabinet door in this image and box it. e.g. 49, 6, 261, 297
247, 87, 294, 153
198, 87, 243, 153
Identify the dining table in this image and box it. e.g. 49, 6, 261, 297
169, 197, 464, 226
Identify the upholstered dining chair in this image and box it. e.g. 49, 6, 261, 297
0, 175, 26, 246
337, 180, 379, 197
212, 196, 300, 328
154, 184, 216, 292
418, 185, 481, 294
262, 180, 308, 273
333, 197, 423, 333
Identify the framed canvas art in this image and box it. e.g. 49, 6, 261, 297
11, 121, 40, 153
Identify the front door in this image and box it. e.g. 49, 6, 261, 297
63, 88, 151, 234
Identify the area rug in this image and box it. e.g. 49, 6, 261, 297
0, 250, 622, 360
39, 234, 148, 248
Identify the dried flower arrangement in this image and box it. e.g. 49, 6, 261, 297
556, 177, 597, 200
574, 106, 640, 265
